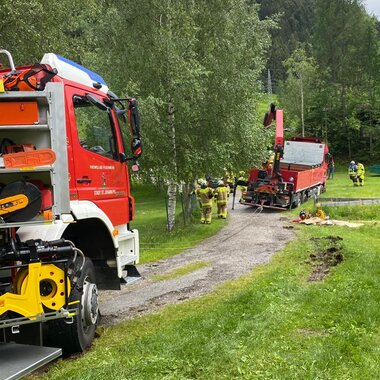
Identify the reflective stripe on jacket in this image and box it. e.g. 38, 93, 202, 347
348, 164, 357, 176
214, 186, 228, 204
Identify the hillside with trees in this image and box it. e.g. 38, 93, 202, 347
270, 0, 380, 160
0, 0, 379, 228
255, 0, 316, 89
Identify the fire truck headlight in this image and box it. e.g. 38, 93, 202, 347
289, 177, 294, 182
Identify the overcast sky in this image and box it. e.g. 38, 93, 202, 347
364, 0, 380, 18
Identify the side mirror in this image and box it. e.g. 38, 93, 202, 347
119, 152, 127, 163
86, 93, 108, 111
116, 108, 127, 116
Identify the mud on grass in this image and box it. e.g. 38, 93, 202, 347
306, 235, 344, 282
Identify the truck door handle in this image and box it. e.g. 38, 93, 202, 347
77, 177, 92, 184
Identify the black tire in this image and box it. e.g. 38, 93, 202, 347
44, 258, 99, 356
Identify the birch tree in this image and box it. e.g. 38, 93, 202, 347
1, 0, 275, 231
108, 0, 207, 231
102, 0, 274, 230
279, 46, 318, 136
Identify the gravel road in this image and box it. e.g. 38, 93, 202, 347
99, 196, 295, 326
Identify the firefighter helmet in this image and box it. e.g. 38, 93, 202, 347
299, 210, 307, 220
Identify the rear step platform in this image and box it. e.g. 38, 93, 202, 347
0, 342, 61, 380
121, 264, 141, 285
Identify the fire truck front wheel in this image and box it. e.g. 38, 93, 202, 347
45, 258, 99, 356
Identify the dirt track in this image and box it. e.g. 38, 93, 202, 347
99, 196, 295, 326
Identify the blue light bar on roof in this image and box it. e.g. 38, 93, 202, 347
40, 53, 109, 93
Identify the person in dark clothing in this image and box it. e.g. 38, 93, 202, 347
327, 154, 335, 179
348, 161, 358, 185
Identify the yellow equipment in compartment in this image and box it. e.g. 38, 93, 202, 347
0, 262, 71, 319
0, 194, 29, 215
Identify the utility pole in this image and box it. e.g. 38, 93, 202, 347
267, 69, 272, 101
300, 72, 304, 137
323, 107, 328, 143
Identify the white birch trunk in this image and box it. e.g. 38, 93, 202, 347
167, 181, 177, 231
167, 96, 177, 232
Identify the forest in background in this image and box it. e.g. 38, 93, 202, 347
0, 0, 379, 180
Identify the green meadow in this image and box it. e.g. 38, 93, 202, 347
38, 168, 380, 379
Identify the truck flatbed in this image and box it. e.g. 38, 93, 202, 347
0, 343, 61, 380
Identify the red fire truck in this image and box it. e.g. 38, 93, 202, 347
0, 49, 141, 377
240, 104, 328, 209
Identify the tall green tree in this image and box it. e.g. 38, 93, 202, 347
97, 0, 275, 230
194, 1, 275, 177
0, 0, 104, 65
0, 0, 276, 230
279, 46, 318, 136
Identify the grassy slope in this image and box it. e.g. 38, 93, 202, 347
321, 164, 379, 198
40, 172, 380, 379
131, 184, 227, 263
297, 166, 380, 221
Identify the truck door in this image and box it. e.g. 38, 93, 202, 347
66, 86, 132, 226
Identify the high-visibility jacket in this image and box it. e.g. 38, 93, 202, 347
315, 208, 325, 220
196, 187, 214, 207
214, 186, 228, 204
357, 163, 365, 178
237, 176, 247, 192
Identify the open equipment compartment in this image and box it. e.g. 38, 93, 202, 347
0, 83, 70, 225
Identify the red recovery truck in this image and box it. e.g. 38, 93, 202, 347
0, 49, 142, 377
240, 104, 328, 209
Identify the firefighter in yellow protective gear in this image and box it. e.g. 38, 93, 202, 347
266, 151, 275, 171
314, 203, 326, 220
237, 170, 247, 202
194, 179, 203, 207
195, 180, 214, 224
237, 170, 247, 191
214, 180, 228, 219
348, 161, 358, 185
223, 170, 234, 193
356, 162, 365, 186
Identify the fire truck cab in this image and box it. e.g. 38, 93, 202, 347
0, 49, 141, 376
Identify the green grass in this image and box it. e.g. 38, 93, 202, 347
294, 199, 380, 222
36, 177, 380, 379
257, 96, 277, 116
152, 261, 210, 281
321, 165, 380, 198
131, 184, 227, 263
292, 165, 380, 221
40, 221, 380, 379
323, 204, 380, 221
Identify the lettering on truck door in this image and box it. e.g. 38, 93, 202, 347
66, 86, 130, 226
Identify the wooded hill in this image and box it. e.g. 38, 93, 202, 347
1, 0, 379, 185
